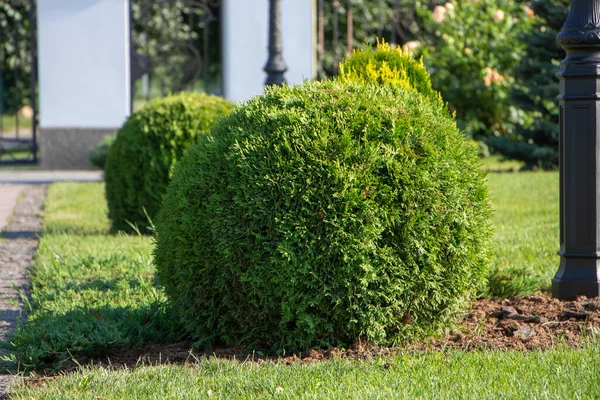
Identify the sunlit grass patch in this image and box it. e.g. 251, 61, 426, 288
43, 182, 110, 235
487, 171, 558, 297
11, 341, 600, 399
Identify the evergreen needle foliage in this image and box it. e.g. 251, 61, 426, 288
154, 80, 493, 351
104, 92, 234, 233
89, 135, 115, 170
338, 40, 439, 100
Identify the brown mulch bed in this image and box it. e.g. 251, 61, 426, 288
421, 292, 599, 351
74, 292, 599, 369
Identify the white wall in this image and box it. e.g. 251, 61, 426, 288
37, 0, 130, 128
222, 0, 315, 103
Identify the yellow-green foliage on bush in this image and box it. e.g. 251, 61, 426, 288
105, 92, 234, 233
339, 40, 439, 100
154, 80, 492, 351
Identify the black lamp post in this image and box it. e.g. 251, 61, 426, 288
264, 0, 287, 86
553, 0, 600, 299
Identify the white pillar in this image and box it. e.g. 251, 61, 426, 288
222, 0, 316, 103
37, 0, 130, 169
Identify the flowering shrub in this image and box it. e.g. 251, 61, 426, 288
489, 0, 568, 169
418, 0, 534, 139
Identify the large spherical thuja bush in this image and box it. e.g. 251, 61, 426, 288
154, 80, 492, 351
105, 92, 234, 233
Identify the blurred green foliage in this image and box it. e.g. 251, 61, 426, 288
489, 0, 569, 169
0, 0, 34, 113
3, 0, 570, 168
130, 0, 221, 97
417, 0, 535, 140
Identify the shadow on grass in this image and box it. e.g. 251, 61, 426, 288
1, 230, 41, 240
5, 302, 187, 372
486, 267, 551, 298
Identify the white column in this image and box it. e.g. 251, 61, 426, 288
222, 0, 316, 103
36, 0, 130, 169
37, 0, 131, 128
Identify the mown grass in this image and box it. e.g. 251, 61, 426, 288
5, 183, 184, 370
12, 343, 600, 399
43, 183, 110, 235
5, 171, 580, 399
8, 234, 184, 369
0, 113, 33, 132
486, 171, 559, 296
482, 154, 525, 172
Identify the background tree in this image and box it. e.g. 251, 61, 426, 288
488, 0, 569, 169
0, 0, 33, 114
319, 0, 445, 76
130, 0, 221, 99
417, 0, 534, 140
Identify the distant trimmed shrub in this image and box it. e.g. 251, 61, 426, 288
105, 92, 234, 233
338, 40, 439, 100
154, 80, 493, 351
89, 135, 115, 170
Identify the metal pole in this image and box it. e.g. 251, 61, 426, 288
553, 0, 600, 299
264, 0, 287, 87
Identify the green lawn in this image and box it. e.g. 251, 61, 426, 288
12, 343, 600, 399
43, 183, 110, 235
6, 184, 182, 370
482, 154, 525, 172
7, 173, 594, 399
0, 113, 33, 132
487, 171, 558, 296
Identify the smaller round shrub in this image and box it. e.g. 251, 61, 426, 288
338, 40, 439, 100
105, 92, 234, 233
89, 135, 115, 170
154, 80, 493, 352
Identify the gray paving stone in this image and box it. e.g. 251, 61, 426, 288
0, 170, 102, 184
0, 185, 46, 397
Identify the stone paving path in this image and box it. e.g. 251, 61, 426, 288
0, 184, 46, 397
0, 185, 26, 232
0, 170, 102, 184
0, 171, 102, 396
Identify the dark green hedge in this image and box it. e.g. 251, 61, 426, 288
89, 135, 115, 170
154, 80, 492, 351
104, 92, 234, 233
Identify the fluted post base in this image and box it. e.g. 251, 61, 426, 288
553, 0, 600, 299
